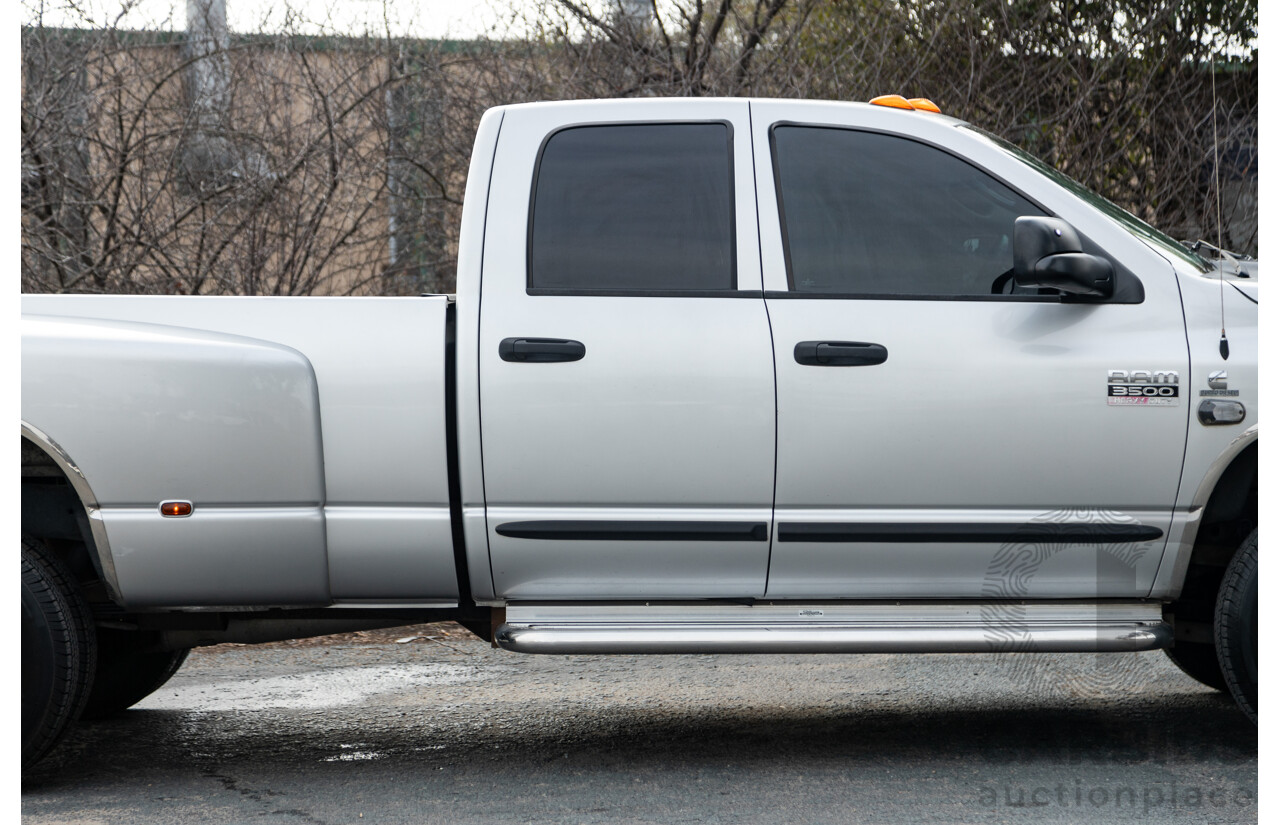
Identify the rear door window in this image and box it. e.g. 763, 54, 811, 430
529, 123, 736, 293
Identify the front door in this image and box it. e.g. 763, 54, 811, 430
751, 102, 1189, 600
479, 101, 775, 600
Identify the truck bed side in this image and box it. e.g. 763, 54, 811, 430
21, 295, 457, 608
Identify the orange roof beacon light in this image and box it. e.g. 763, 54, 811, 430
869, 94, 942, 114
869, 94, 914, 110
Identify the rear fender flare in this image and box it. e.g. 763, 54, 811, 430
21, 421, 122, 603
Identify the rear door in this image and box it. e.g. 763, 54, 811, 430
478, 101, 775, 600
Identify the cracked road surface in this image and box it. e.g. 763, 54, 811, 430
22, 624, 1256, 824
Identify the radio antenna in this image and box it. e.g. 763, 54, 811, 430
1211, 58, 1229, 360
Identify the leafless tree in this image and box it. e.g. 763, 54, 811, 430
22, 4, 453, 294
21, 0, 1256, 297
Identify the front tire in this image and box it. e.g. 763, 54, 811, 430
22, 536, 96, 769
1215, 529, 1257, 722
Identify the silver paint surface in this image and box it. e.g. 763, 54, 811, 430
324, 506, 455, 600
102, 506, 328, 607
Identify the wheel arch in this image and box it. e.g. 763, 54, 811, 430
1165, 427, 1257, 605
1192, 428, 1258, 528
21, 421, 123, 604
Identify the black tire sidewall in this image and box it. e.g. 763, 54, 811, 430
21, 558, 63, 749
1215, 529, 1258, 721
21, 538, 96, 769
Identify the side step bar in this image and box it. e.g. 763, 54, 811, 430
495, 602, 1172, 655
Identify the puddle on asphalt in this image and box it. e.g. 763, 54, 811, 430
135, 663, 476, 712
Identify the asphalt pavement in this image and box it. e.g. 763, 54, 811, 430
21, 623, 1257, 824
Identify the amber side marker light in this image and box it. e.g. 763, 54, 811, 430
869, 94, 942, 114
160, 501, 193, 517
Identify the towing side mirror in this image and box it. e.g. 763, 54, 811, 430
1013, 216, 1114, 298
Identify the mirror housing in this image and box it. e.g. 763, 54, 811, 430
1013, 216, 1114, 298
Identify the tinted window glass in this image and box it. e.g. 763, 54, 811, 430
773, 127, 1047, 296
529, 124, 734, 292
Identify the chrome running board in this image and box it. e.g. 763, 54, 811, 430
494, 602, 1171, 655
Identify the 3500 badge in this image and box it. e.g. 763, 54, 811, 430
1106, 369, 1179, 406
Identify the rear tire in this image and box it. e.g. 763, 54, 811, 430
1164, 643, 1228, 691
1215, 529, 1257, 722
81, 632, 190, 719
22, 536, 96, 769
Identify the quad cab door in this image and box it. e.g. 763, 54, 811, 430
478, 100, 775, 600
751, 101, 1190, 599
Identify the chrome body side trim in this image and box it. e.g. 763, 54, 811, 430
21, 421, 124, 603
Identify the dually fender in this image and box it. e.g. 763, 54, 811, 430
21, 420, 124, 603
22, 315, 330, 608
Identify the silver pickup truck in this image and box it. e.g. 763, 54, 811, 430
21, 97, 1258, 768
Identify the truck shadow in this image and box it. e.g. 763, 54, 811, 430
24, 687, 1254, 791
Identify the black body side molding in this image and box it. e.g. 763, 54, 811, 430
496, 521, 769, 542
777, 523, 1164, 543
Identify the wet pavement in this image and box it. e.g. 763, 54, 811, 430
22, 624, 1257, 824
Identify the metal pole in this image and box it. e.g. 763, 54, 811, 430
184, 0, 230, 133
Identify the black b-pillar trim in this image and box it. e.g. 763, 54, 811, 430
496, 521, 769, 542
